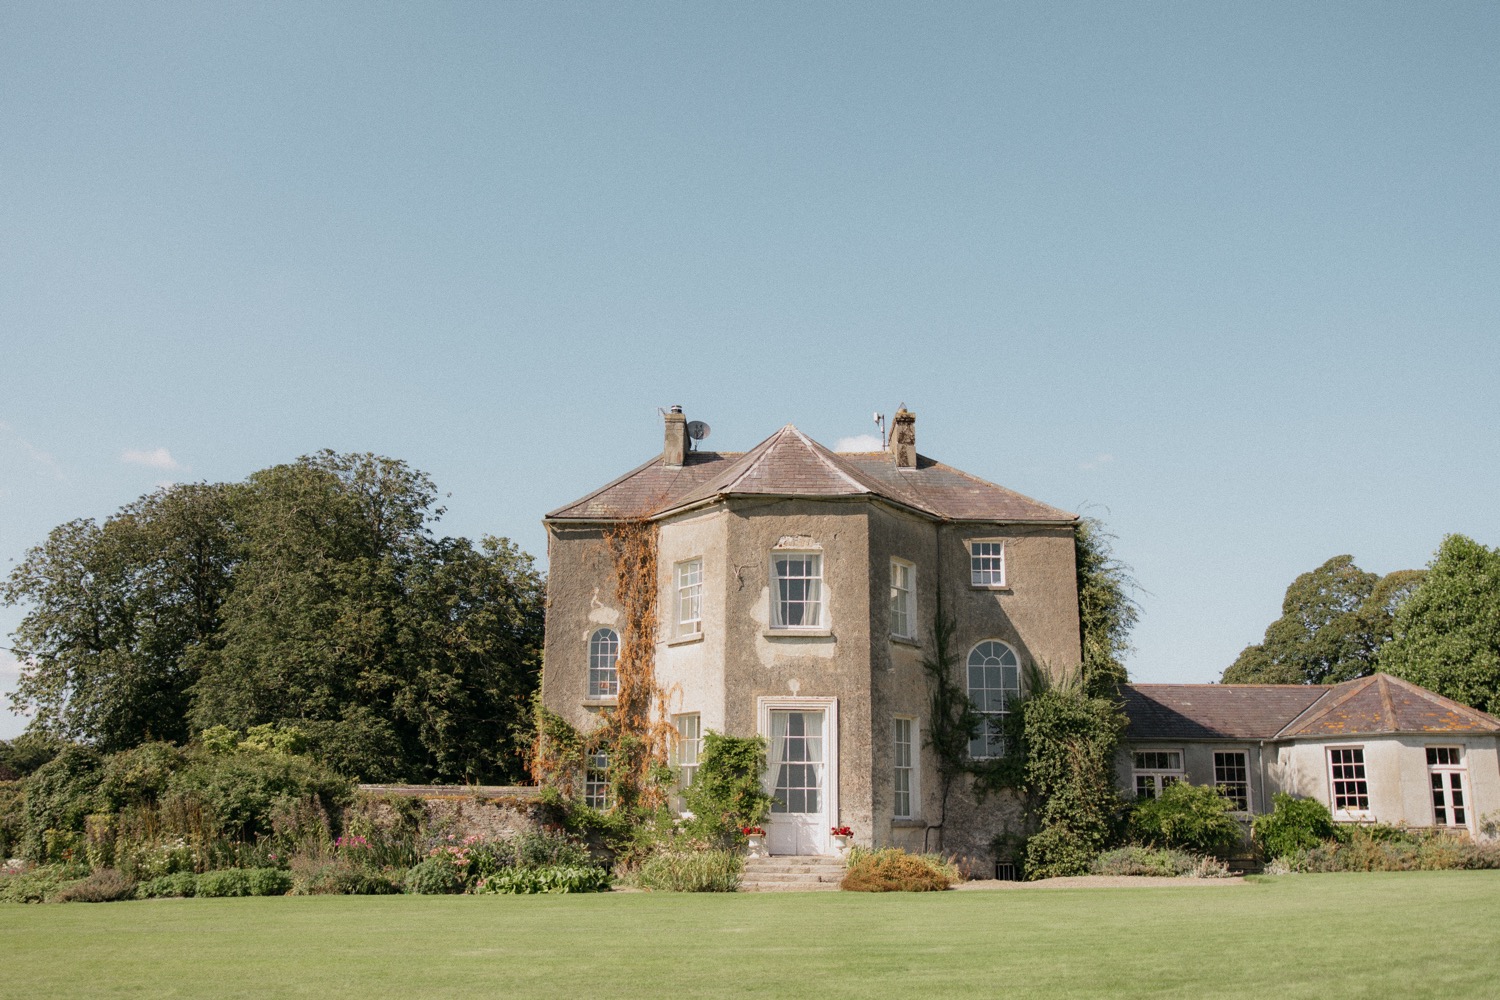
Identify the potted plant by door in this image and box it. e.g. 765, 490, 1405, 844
742, 826, 767, 858
831, 825, 854, 857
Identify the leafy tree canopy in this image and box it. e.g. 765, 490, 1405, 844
4, 451, 544, 783
1221, 555, 1423, 685
1380, 534, 1500, 714
1074, 516, 1139, 696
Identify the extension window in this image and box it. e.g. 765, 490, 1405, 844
1328, 747, 1370, 816
1133, 750, 1184, 799
1213, 751, 1250, 812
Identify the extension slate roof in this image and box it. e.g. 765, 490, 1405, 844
545, 424, 1076, 524
1121, 674, 1500, 743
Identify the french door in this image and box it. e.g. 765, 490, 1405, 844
766, 709, 828, 856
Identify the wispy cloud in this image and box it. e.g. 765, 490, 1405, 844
0, 650, 21, 683
1079, 453, 1115, 471
835, 433, 885, 452
121, 447, 181, 471
0, 420, 65, 479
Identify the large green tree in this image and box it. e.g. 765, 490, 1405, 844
2, 483, 236, 749
1222, 555, 1423, 685
1380, 534, 1500, 714
4, 451, 544, 782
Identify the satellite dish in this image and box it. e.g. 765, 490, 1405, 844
686, 420, 711, 441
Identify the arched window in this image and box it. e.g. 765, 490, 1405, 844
588, 628, 619, 699
967, 640, 1019, 759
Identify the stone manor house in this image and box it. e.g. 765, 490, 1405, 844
539, 409, 1500, 862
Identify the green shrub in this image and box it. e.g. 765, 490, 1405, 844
1019, 686, 1128, 880
54, 868, 136, 903
1273, 828, 1500, 873
289, 855, 401, 895
511, 830, 593, 870
246, 867, 292, 896
166, 744, 351, 844
0, 782, 22, 859
1253, 793, 1341, 859
682, 733, 774, 842
633, 850, 742, 892
114, 835, 201, 882
137, 872, 198, 898
195, 869, 253, 897
840, 848, 957, 892
21, 746, 103, 861
96, 742, 186, 811
1129, 782, 1242, 856
475, 864, 611, 894
1091, 845, 1231, 878
403, 851, 468, 895
0, 863, 89, 904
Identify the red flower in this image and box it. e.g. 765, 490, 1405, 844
830, 825, 853, 837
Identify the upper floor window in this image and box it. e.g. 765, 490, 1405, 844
890, 559, 915, 638
588, 628, 619, 699
772, 552, 823, 629
967, 640, 1019, 759
675, 559, 703, 635
969, 540, 1006, 587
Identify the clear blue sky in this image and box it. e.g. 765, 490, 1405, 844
3, 2, 1497, 739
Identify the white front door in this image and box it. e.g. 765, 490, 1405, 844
766, 709, 828, 856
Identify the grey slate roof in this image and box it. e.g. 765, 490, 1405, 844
546, 424, 1075, 524
1121, 684, 1327, 741
1121, 675, 1500, 743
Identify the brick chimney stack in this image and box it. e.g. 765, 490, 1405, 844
890, 406, 916, 469
663, 405, 688, 467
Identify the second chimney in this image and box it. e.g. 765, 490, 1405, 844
663, 405, 688, 467
890, 406, 916, 468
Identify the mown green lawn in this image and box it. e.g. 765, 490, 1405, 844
4, 873, 1498, 999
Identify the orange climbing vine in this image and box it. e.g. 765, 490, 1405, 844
594, 518, 675, 813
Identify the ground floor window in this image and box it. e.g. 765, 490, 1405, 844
1427, 746, 1468, 827
1133, 750, 1183, 799
1328, 747, 1369, 814
673, 713, 701, 791
1213, 751, 1250, 811
583, 751, 612, 810
893, 717, 916, 819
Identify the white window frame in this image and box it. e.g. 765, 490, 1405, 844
675, 558, 703, 636
770, 551, 824, 630
587, 628, 619, 700
889, 558, 915, 639
1327, 746, 1371, 819
1426, 745, 1469, 830
1213, 750, 1251, 813
673, 713, 702, 792
968, 539, 1007, 588
583, 751, 612, 810
1133, 750, 1184, 800
893, 716, 918, 820
966, 640, 1020, 760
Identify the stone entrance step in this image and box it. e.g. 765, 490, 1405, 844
739, 855, 846, 892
